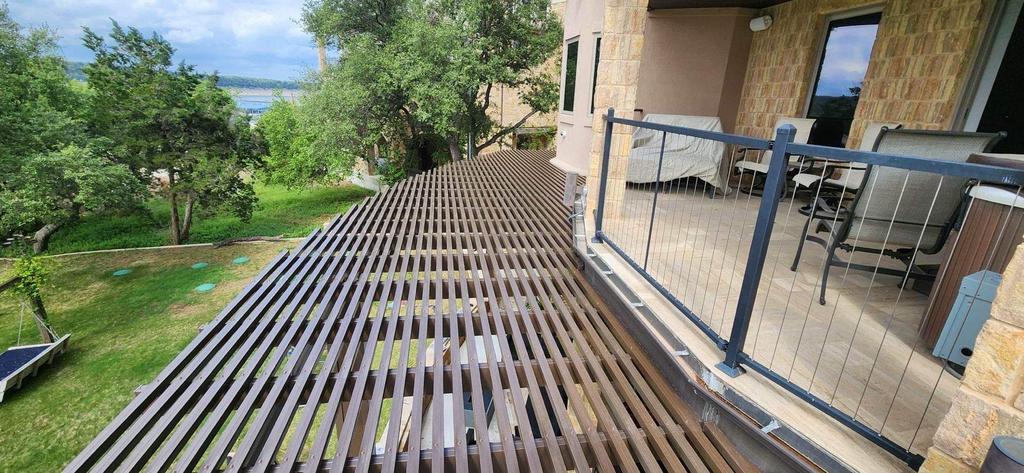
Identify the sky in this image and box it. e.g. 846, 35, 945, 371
8, 0, 318, 81
815, 24, 879, 96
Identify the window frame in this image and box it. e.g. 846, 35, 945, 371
561, 36, 580, 114
802, 6, 883, 117
589, 34, 602, 116
959, 0, 1023, 131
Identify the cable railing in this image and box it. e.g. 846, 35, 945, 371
591, 108, 1024, 468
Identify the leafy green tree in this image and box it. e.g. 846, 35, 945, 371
401, 0, 562, 159
2, 256, 55, 343
83, 23, 262, 244
287, 0, 561, 183
0, 144, 145, 253
255, 97, 327, 187
0, 6, 144, 253
302, 0, 405, 47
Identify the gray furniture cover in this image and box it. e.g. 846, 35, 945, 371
626, 114, 730, 193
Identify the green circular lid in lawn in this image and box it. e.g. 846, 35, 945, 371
195, 283, 216, 293
112, 269, 132, 277
232, 256, 250, 265
191, 262, 209, 270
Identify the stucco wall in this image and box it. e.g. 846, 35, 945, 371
553, 0, 606, 176
635, 8, 755, 133
735, 0, 995, 149
578, 3, 757, 215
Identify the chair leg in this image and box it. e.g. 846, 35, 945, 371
897, 250, 918, 289
791, 214, 814, 271
819, 240, 838, 305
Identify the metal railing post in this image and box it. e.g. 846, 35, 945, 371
592, 108, 615, 243
643, 131, 668, 270
718, 124, 796, 377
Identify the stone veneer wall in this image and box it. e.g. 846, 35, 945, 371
735, 0, 994, 149
920, 241, 1024, 472
586, 0, 649, 216
479, 84, 559, 154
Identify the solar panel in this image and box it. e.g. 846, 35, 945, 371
0, 345, 48, 380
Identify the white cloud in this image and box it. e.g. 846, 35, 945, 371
230, 11, 280, 39
817, 24, 879, 95
166, 25, 213, 43
7, 0, 317, 80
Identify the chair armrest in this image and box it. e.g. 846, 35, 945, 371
798, 196, 849, 220
819, 163, 862, 170
732, 147, 764, 162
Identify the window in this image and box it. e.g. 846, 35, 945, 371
590, 37, 602, 114
562, 39, 579, 112
806, 12, 881, 147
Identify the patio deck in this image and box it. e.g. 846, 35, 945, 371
601, 180, 960, 456
67, 151, 758, 472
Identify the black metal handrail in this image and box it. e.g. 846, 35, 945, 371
591, 108, 1024, 469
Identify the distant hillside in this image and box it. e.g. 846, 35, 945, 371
217, 76, 299, 90
65, 61, 299, 90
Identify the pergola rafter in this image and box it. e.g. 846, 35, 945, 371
67, 150, 750, 472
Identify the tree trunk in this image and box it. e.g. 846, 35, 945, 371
32, 222, 61, 254
169, 195, 181, 245
180, 195, 195, 243
475, 110, 538, 153
29, 293, 54, 344
168, 171, 182, 245
447, 134, 463, 162
317, 39, 328, 72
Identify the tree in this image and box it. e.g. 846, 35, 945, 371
83, 23, 261, 245
406, 0, 562, 159
289, 0, 561, 182
302, 0, 405, 47
1, 256, 55, 343
0, 6, 144, 253
0, 144, 145, 253
255, 97, 325, 187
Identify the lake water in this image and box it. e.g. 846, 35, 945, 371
229, 89, 299, 114
235, 95, 276, 111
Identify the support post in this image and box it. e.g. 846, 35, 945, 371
29, 293, 54, 344
718, 125, 796, 377
592, 108, 616, 243
643, 131, 667, 270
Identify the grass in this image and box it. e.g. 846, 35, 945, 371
16, 183, 372, 256
0, 242, 292, 471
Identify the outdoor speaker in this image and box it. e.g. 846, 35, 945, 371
750, 15, 773, 32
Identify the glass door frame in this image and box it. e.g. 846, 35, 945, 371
801, 5, 884, 118
958, 0, 1024, 132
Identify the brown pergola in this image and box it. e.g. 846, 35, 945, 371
67, 151, 756, 472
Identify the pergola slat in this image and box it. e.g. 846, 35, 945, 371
67, 150, 749, 473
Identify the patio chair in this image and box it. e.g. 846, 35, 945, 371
790, 128, 1005, 304
791, 122, 903, 194
733, 117, 817, 193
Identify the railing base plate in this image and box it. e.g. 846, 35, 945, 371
716, 362, 746, 378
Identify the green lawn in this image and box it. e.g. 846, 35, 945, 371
0, 243, 292, 471
23, 183, 372, 255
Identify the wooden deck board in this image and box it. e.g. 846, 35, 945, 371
66, 150, 749, 472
